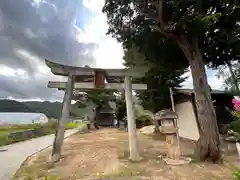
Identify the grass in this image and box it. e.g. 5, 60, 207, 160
0, 122, 56, 146
0, 121, 83, 146
13, 150, 59, 180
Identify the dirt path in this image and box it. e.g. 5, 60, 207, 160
57, 129, 123, 179
14, 128, 237, 180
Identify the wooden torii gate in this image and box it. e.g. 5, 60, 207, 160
45, 59, 147, 162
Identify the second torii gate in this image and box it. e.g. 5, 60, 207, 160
45, 59, 147, 162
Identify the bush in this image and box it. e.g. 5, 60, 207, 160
234, 169, 240, 180
42, 122, 57, 135
65, 122, 81, 129
233, 111, 240, 120
134, 105, 153, 122
228, 120, 240, 134
134, 105, 153, 128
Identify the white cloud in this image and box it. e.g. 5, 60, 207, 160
0, 65, 26, 77
0, 0, 98, 101
81, 1, 225, 91
82, 0, 124, 69
182, 67, 224, 90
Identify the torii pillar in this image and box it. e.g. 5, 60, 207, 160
52, 74, 73, 162
124, 76, 141, 161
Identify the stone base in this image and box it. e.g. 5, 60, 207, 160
129, 156, 143, 162
163, 157, 191, 165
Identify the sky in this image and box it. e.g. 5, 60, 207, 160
0, 0, 224, 102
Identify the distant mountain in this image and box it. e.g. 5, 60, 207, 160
0, 99, 61, 119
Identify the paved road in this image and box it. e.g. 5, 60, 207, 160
0, 129, 80, 180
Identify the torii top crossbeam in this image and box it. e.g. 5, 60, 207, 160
46, 59, 144, 81
45, 59, 147, 90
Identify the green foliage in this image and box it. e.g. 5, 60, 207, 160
103, 1, 240, 161
123, 39, 187, 112
71, 100, 96, 118
0, 120, 83, 147
0, 123, 41, 131
0, 122, 57, 146
134, 104, 153, 122
43, 176, 61, 180
103, 0, 240, 67
73, 90, 116, 118
234, 169, 240, 180
103, 0, 190, 113
86, 89, 116, 106
232, 111, 240, 120
115, 93, 126, 121
0, 99, 61, 119
65, 122, 82, 129
228, 120, 240, 134
115, 93, 153, 123
76, 89, 116, 106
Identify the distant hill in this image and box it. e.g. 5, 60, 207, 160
0, 99, 61, 119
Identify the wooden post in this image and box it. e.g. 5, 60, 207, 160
169, 87, 180, 157
52, 74, 74, 162
236, 142, 240, 159
124, 76, 141, 161
169, 88, 175, 112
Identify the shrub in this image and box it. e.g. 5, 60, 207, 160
228, 120, 240, 134
134, 105, 153, 128
234, 169, 240, 180
65, 122, 81, 129
134, 105, 153, 122
232, 111, 240, 120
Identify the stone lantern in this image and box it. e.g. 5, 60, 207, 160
154, 109, 179, 160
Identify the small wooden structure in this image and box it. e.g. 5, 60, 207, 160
155, 109, 180, 160
95, 102, 115, 126
45, 59, 147, 162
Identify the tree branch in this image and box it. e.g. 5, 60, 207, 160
154, 0, 165, 27
149, 0, 179, 40
149, 25, 179, 39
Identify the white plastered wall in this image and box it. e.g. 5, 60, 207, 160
175, 100, 200, 141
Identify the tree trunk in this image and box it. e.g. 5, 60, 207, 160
177, 36, 221, 162
226, 61, 240, 93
